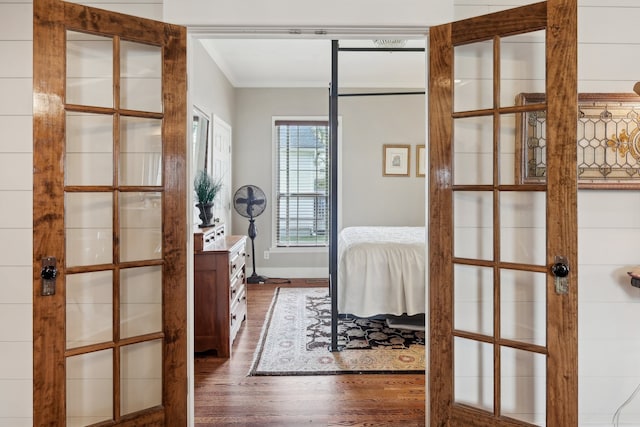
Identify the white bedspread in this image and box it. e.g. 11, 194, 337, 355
338, 226, 426, 317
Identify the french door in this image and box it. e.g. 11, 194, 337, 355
429, 1, 578, 425
33, 0, 187, 425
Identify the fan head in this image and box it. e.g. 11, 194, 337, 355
233, 185, 267, 219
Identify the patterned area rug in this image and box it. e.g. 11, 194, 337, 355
249, 287, 425, 375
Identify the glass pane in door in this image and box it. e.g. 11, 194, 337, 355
66, 112, 113, 186
65, 192, 113, 267
499, 191, 546, 265
66, 31, 113, 108
521, 108, 548, 184
499, 113, 517, 185
453, 116, 494, 186
500, 269, 546, 346
119, 116, 163, 186
454, 337, 493, 412
454, 264, 493, 336
454, 40, 493, 112
120, 340, 162, 415
500, 31, 546, 108
501, 347, 546, 425
120, 266, 162, 338
453, 191, 493, 260
66, 271, 113, 349
66, 350, 113, 426
120, 41, 162, 113
119, 192, 162, 262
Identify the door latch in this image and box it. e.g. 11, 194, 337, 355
40, 257, 58, 296
551, 255, 570, 295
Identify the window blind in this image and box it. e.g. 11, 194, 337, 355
275, 120, 329, 247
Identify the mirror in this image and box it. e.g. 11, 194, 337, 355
192, 107, 210, 174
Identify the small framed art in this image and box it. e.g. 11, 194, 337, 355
416, 145, 425, 177
383, 144, 410, 177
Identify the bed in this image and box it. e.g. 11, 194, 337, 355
338, 226, 426, 318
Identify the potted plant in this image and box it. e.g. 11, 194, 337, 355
194, 169, 222, 228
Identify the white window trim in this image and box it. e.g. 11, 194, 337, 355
270, 115, 342, 253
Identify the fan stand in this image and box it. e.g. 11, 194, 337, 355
246, 217, 267, 284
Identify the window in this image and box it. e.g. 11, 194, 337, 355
274, 119, 329, 247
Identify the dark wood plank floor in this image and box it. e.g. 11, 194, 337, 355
194, 279, 426, 426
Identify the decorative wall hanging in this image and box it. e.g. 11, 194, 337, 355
416, 145, 425, 177
516, 93, 640, 189
383, 144, 410, 177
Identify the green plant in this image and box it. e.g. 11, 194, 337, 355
194, 170, 222, 205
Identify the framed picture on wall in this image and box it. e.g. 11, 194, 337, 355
416, 145, 425, 177
383, 144, 410, 176
516, 92, 640, 189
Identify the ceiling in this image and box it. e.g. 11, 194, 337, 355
198, 38, 427, 89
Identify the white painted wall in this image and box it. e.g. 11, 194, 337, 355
0, 3, 34, 425
573, 0, 640, 412
190, 38, 236, 226
1, 3, 33, 425
165, 0, 453, 28
233, 87, 426, 278
233, 88, 332, 279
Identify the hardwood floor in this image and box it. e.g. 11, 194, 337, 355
194, 280, 426, 426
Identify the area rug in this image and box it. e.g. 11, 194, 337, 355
249, 287, 425, 376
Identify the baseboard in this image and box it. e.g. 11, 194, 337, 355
255, 267, 328, 280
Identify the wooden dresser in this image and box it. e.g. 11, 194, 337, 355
194, 227, 247, 357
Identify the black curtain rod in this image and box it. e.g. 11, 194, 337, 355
338, 47, 425, 52
338, 91, 425, 97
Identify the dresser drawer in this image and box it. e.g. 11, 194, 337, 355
230, 269, 244, 302
230, 285, 247, 343
193, 223, 226, 252
229, 244, 245, 276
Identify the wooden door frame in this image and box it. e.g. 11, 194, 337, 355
33, 0, 188, 424
428, 0, 578, 425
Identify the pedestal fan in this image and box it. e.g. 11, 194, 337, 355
233, 185, 267, 284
